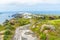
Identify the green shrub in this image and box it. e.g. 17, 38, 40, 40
40, 33, 46, 40
4, 30, 12, 35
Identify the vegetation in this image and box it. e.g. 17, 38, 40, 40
0, 14, 60, 40
0, 25, 5, 31
0, 17, 30, 40
30, 15, 60, 40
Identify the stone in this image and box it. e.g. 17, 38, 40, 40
40, 24, 55, 32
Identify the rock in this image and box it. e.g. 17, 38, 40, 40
22, 37, 28, 40
40, 24, 55, 32
0, 35, 4, 40
13, 24, 38, 40
43, 30, 49, 34
32, 25, 36, 28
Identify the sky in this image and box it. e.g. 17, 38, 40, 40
0, 0, 60, 12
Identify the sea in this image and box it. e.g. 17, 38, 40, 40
0, 11, 60, 24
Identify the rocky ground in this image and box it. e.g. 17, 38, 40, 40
13, 24, 38, 40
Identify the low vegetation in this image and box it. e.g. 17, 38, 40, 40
0, 14, 60, 40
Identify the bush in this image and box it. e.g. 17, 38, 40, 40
40, 33, 46, 40
4, 35, 9, 40
4, 30, 12, 35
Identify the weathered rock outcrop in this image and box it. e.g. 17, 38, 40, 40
13, 24, 38, 40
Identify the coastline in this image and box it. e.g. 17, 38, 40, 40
0, 11, 60, 24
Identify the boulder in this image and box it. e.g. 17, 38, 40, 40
40, 24, 55, 32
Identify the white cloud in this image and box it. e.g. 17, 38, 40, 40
0, 0, 60, 5
43, 0, 59, 4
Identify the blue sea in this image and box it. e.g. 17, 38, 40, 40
0, 12, 16, 24
0, 11, 60, 24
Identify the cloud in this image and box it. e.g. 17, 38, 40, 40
0, 0, 42, 5
0, 0, 60, 5
0, 0, 60, 12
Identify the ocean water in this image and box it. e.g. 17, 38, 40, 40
29, 11, 60, 15
0, 11, 60, 24
0, 12, 16, 24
